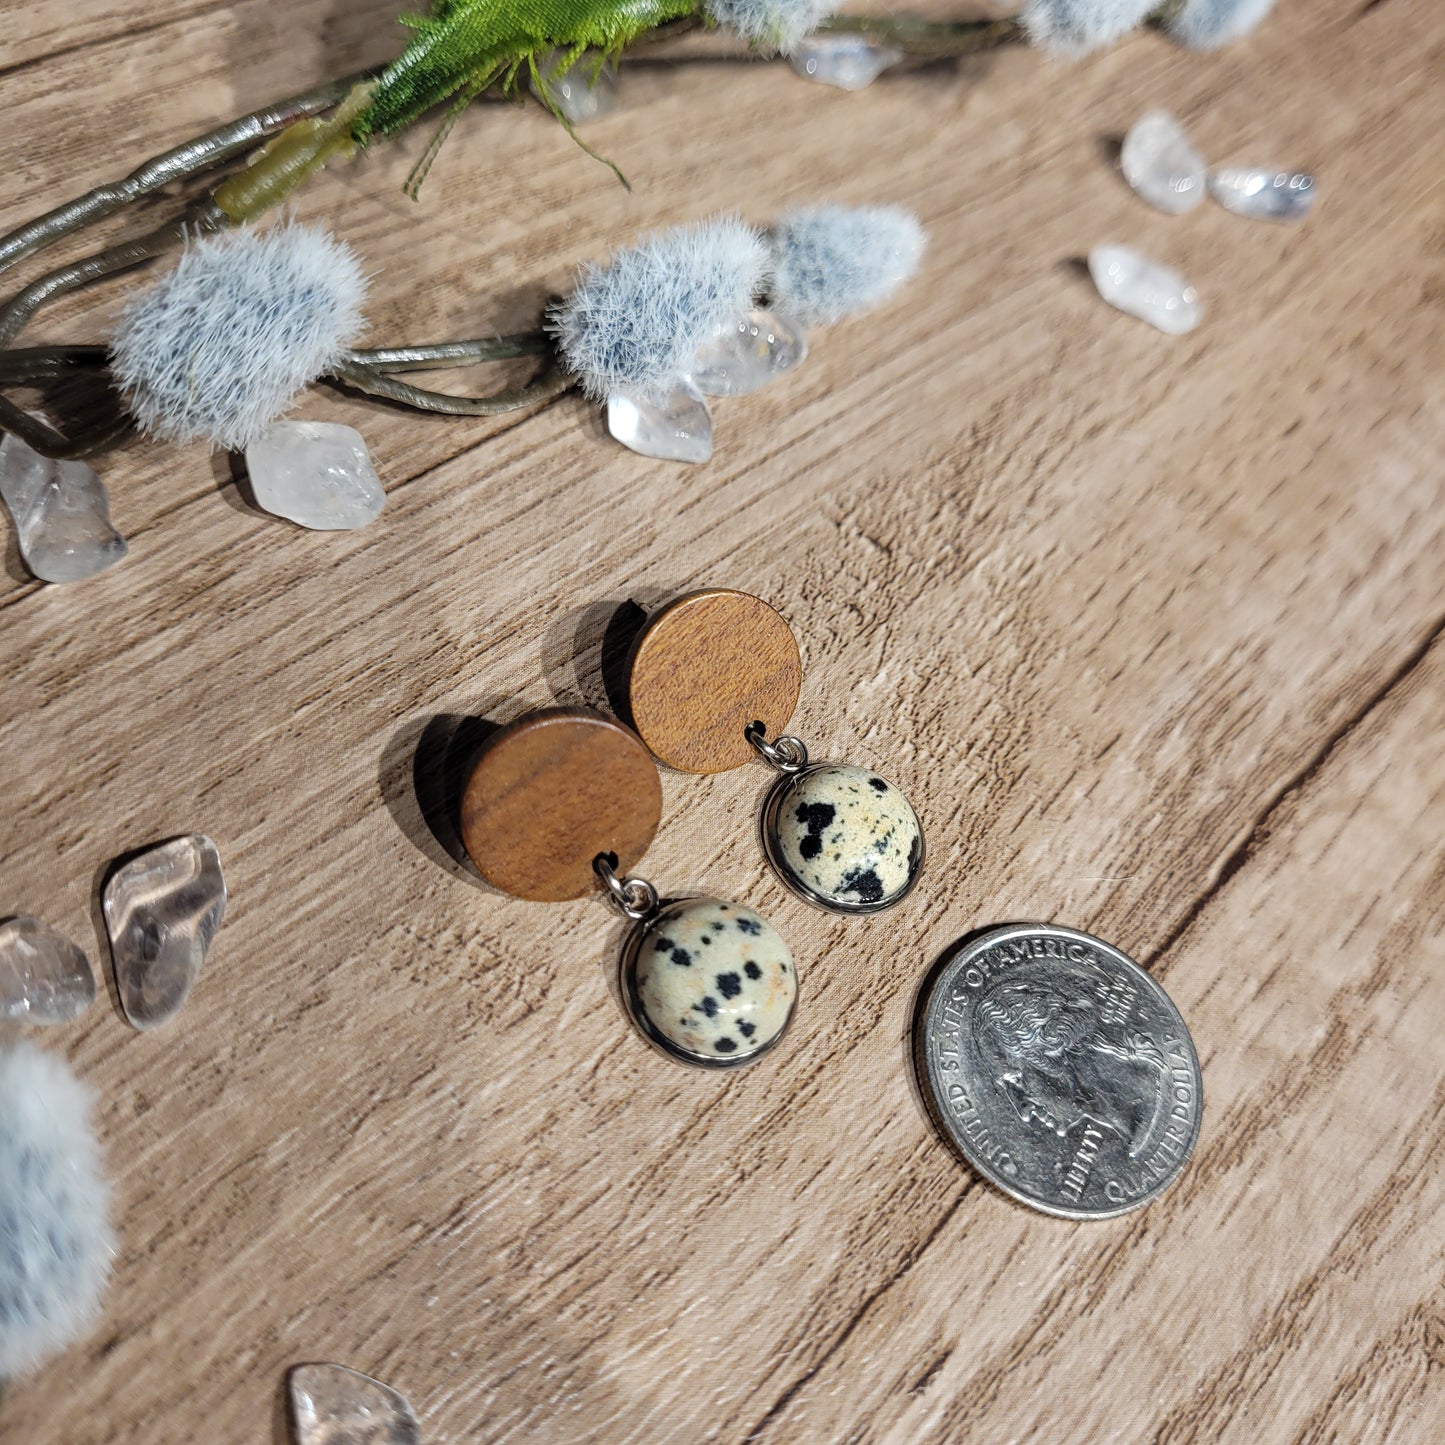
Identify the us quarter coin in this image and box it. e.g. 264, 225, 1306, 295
916, 924, 1203, 1219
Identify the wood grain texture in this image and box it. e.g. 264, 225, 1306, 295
459, 709, 662, 901
628, 589, 803, 773
1, 1, 1442, 1441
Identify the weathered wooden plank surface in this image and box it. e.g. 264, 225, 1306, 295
1, 0, 1441, 1440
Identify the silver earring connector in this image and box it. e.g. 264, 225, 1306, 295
594, 853, 660, 921
745, 722, 809, 774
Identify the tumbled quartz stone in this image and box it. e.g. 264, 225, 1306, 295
1120, 111, 1207, 215
0, 916, 96, 1024
791, 34, 904, 91
607, 380, 713, 464
103, 835, 226, 1030
689, 309, 808, 398
767, 765, 923, 912
1088, 245, 1201, 336
288, 1364, 420, 1445
0, 433, 127, 583
245, 421, 385, 531
531, 51, 619, 125
629, 899, 796, 1067
1209, 168, 1316, 223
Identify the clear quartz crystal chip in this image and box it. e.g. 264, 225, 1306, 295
1120, 111, 1207, 215
607, 379, 713, 464
531, 51, 619, 125
0, 916, 95, 1024
1088, 244, 1202, 336
288, 1364, 420, 1445
1209, 168, 1316, 223
689, 309, 808, 397
0, 433, 127, 583
790, 34, 905, 91
245, 421, 385, 531
103, 835, 226, 1030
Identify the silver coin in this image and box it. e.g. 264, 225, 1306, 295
916, 924, 1202, 1219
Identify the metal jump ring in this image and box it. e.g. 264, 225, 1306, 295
594, 853, 660, 921
745, 723, 809, 774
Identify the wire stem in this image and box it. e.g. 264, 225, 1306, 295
0, 345, 109, 381
0, 210, 218, 353
0, 394, 134, 459
343, 335, 552, 371
0, 346, 118, 456
0, 334, 567, 457
212, 83, 375, 224
0, 336, 551, 380
329, 358, 575, 416
0, 71, 376, 280
815, 15, 1025, 55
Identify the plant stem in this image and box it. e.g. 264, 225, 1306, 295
0, 345, 109, 380
0, 393, 134, 459
0, 339, 130, 457
816, 15, 1025, 56
0, 212, 216, 352
0, 12, 1021, 301
0, 71, 377, 280
345, 335, 552, 370
330, 354, 575, 416
0, 334, 570, 457
0, 337, 553, 381
212, 83, 376, 225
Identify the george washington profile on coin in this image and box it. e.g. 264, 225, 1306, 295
918, 924, 1202, 1218
972, 960, 1168, 1159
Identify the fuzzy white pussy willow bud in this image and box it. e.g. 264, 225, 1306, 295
0, 1042, 113, 1378
551, 216, 771, 402
1164, 0, 1277, 49
110, 222, 367, 451
768, 205, 927, 328
704, 0, 836, 55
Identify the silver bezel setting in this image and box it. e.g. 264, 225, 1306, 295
618, 896, 799, 1070
758, 763, 926, 916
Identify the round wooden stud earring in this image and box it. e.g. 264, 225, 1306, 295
460, 706, 798, 1068
627, 589, 925, 915
460, 707, 661, 902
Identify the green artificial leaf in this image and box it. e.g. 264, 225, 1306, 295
358, 0, 699, 143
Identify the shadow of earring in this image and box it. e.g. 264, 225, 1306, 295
539, 591, 680, 722
378, 701, 522, 892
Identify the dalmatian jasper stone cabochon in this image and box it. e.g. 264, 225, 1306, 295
628, 898, 796, 1066
766, 765, 923, 912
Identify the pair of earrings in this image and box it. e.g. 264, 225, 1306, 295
458, 589, 925, 1070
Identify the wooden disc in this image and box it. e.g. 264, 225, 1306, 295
460, 709, 662, 902
627, 589, 802, 773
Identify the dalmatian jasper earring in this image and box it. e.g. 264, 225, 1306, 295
460, 706, 797, 1069
626, 589, 925, 914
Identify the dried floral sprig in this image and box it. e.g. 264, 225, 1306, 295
0, 1042, 113, 1380
0, 0, 1279, 269
0, 202, 920, 470
0, 0, 1282, 446
550, 203, 925, 462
